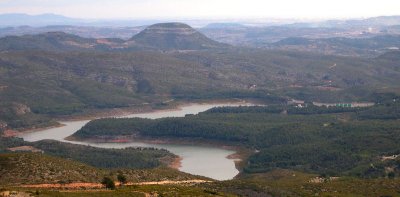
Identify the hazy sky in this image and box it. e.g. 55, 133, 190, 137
0, 0, 399, 19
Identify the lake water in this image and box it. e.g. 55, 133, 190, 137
19, 102, 251, 180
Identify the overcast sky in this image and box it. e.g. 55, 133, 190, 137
0, 0, 399, 19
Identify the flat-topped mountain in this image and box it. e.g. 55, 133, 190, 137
0, 23, 228, 51
131, 23, 228, 50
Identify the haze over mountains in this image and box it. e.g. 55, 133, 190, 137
0, 13, 80, 27
0, 13, 165, 27
0, 23, 228, 51
1, 13, 400, 27
1, 13, 400, 57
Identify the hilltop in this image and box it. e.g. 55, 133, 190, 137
131, 23, 228, 50
0, 23, 228, 52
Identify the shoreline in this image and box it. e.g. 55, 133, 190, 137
56, 98, 249, 121
3, 124, 66, 138
68, 135, 252, 174
17, 98, 252, 136
17, 99, 256, 179
168, 156, 183, 169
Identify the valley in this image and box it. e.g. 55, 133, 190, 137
0, 13, 400, 196
18, 102, 253, 180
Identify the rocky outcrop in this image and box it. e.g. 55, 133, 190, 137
12, 103, 31, 115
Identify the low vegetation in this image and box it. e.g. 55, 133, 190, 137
3, 165, 400, 196
0, 153, 206, 186
0, 153, 103, 185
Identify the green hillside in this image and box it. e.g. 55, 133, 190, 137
0, 153, 104, 185
0, 153, 206, 186
74, 100, 400, 178
0, 136, 177, 170
1, 153, 399, 196
0, 23, 399, 132
0, 32, 101, 51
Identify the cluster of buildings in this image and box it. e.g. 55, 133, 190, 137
312, 102, 374, 108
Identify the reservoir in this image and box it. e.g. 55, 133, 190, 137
19, 102, 250, 180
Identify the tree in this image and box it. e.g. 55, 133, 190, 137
101, 177, 115, 190
117, 174, 127, 185
388, 172, 395, 179
136, 79, 153, 94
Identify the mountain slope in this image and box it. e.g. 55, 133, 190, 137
1, 29, 400, 130
0, 32, 128, 52
0, 153, 206, 185
131, 23, 228, 50
1, 48, 400, 118
270, 35, 400, 57
0, 153, 103, 185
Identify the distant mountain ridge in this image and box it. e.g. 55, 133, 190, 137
0, 13, 169, 27
320, 16, 400, 28
203, 23, 247, 29
0, 23, 229, 51
0, 25, 145, 39
1, 24, 399, 56
0, 13, 80, 27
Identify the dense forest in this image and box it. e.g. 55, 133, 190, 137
0, 137, 175, 169
74, 98, 400, 178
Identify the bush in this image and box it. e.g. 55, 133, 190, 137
101, 177, 115, 190
117, 174, 127, 185
388, 172, 395, 179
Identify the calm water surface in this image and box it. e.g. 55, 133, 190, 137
20, 103, 251, 180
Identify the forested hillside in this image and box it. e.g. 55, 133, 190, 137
0, 16, 400, 196
75, 99, 400, 178
0, 137, 176, 169
1, 23, 400, 132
